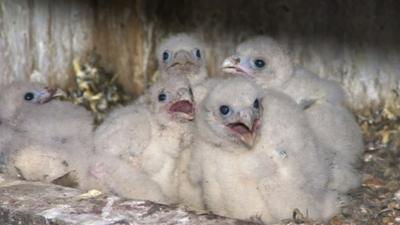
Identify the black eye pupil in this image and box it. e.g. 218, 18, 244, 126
162, 52, 169, 61
255, 59, 265, 68
158, 93, 167, 102
24, 92, 34, 101
253, 99, 260, 109
196, 49, 201, 58
219, 105, 230, 115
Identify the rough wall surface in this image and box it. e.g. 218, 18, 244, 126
0, 0, 399, 109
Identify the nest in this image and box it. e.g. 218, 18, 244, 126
64, 55, 400, 224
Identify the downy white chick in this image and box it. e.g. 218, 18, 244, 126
136, 33, 208, 105
91, 74, 195, 204
0, 81, 93, 184
222, 36, 363, 193
157, 33, 208, 86
76, 152, 167, 203
183, 77, 341, 223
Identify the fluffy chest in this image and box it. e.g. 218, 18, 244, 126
140, 124, 190, 200
141, 127, 182, 170
202, 148, 272, 185
199, 146, 269, 218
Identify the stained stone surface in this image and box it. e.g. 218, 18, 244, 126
0, 175, 256, 225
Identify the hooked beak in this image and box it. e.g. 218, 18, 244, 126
37, 87, 66, 104
226, 110, 260, 148
222, 55, 254, 78
169, 50, 195, 68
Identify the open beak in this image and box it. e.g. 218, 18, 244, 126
169, 100, 195, 120
169, 86, 195, 120
37, 87, 66, 104
226, 110, 260, 148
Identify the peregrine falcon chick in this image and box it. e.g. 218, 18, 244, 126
157, 33, 208, 85
0, 81, 93, 184
91, 74, 195, 204
183, 77, 341, 223
222, 36, 364, 193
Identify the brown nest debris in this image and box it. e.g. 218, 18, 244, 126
329, 99, 400, 225
67, 54, 133, 125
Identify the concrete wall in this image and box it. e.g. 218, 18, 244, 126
0, 0, 399, 109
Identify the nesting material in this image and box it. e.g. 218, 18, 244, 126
68, 54, 133, 124
329, 104, 400, 225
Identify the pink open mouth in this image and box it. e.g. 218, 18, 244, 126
227, 122, 251, 135
169, 100, 194, 120
226, 119, 260, 147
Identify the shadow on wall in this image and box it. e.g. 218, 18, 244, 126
0, 0, 399, 109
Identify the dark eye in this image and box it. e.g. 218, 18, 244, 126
158, 93, 167, 102
219, 105, 230, 115
253, 99, 260, 109
254, 59, 265, 68
162, 51, 169, 62
24, 92, 34, 101
195, 49, 201, 59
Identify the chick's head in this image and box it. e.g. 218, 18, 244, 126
222, 36, 293, 88
148, 74, 195, 124
199, 77, 264, 149
0, 81, 63, 122
157, 33, 206, 84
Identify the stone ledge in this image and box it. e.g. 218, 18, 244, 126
0, 175, 256, 225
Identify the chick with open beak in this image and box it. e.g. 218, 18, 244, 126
184, 77, 341, 223
91, 74, 196, 204
224, 106, 261, 147
149, 74, 195, 123
222, 36, 364, 195
195, 77, 263, 150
